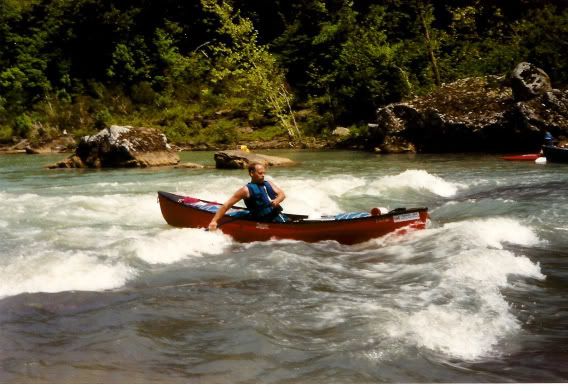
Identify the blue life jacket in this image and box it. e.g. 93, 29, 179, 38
244, 181, 280, 218
544, 131, 554, 146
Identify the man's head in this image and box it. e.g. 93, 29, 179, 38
248, 162, 266, 183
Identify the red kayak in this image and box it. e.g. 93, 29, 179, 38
502, 153, 541, 161
158, 191, 429, 245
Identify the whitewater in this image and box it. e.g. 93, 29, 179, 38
0, 150, 566, 383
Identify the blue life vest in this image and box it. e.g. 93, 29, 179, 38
244, 181, 280, 219
544, 132, 554, 146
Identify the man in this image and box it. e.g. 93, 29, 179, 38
544, 131, 554, 146
208, 162, 287, 231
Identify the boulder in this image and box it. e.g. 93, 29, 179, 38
369, 63, 568, 153
332, 127, 351, 137
48, 155, 85, 169
511, 62, 552, 102
48, 125, 179, 168
214, 150, 295, 169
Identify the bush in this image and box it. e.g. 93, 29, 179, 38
202, 119, 238, 144
301, 112, 334, 136
94, 109, 112, 129
13, 114, 34, 138
131, 82, 157, 104
238, 125, 287, 141
0, 125, 13, 142
163, 119, 190, 143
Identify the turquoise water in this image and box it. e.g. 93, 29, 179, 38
0, 150, 567, 382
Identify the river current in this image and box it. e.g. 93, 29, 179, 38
0, 150, 566, 383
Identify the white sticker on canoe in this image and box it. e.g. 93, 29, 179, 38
256, 223, 269, 230
393, 212, 420, 223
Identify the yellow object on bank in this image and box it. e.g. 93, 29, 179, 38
239, 145, 250, 153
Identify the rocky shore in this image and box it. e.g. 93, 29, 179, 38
356, 62, 568, 153
3, 62, 567, 159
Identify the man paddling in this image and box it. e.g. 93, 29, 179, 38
208, 162, 287, 231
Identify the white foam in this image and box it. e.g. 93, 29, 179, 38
0, 251, 134, 298
64, 194, 162, 226
401, 302, 520, 360
373, 217, 545, 360
277, 177, 365, 215
0, 192, 162, 228
132, 228, 233, 264
440, 217, 543, 250
444, 248, 544, 286
367, 169, 466, 197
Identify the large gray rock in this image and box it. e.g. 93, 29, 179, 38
368, 63, 568, 153
48, 125, 179, 168
511, 62, 552, 102
214, 150, 295, 169
332, 127, 351, 137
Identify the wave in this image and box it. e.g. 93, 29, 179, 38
0, 251, 135, 299
132, 228, 233, 264
366, 169, 467, 198
375, 217, 545, 360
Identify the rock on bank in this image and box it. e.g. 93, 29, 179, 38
48, 125, 179, 168
370, 62, 568, 153
214, 150, 295, 169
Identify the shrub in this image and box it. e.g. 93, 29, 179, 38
131, 82, 157, 104
202, 119, 238, 144
94, 109, 112, 129
0, 125, 13, 142
13, 114, 34, 138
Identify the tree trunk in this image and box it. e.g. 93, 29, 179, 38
416, 1, 441, 86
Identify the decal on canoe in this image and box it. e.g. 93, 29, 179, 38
255, 223, 269, 230
393, 212, 420, 223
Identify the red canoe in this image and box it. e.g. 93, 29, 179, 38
502, 153, 541, 161
158, 191, 429, 245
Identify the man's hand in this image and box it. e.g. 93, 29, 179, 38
270, 200, 279, 207
208, 221, 218, 231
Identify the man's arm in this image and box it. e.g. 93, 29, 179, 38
208, 187, 248, 231
268, 180, 286, 207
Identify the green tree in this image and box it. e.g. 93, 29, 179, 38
201, 0, 301, 140
333, 4, 410, 121
517, 5, 568, 84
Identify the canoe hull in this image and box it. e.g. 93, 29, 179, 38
502, 154, 541, 161
543, 145, 568, 163
158, 191, 428, 245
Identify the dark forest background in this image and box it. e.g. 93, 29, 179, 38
1, 0, 567, 145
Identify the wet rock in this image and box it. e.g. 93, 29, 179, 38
511, 62, 552, 102
48, 125, 179, 169
48, 155, 85, 169
214, 150, 295, 169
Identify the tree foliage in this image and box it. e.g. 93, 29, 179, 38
0, 0, 567, 142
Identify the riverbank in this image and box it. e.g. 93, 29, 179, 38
0, 134, 339, 156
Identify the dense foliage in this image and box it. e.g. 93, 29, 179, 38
0, 0, 567, 144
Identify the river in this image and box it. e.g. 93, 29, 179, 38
0, 150, 566, 383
